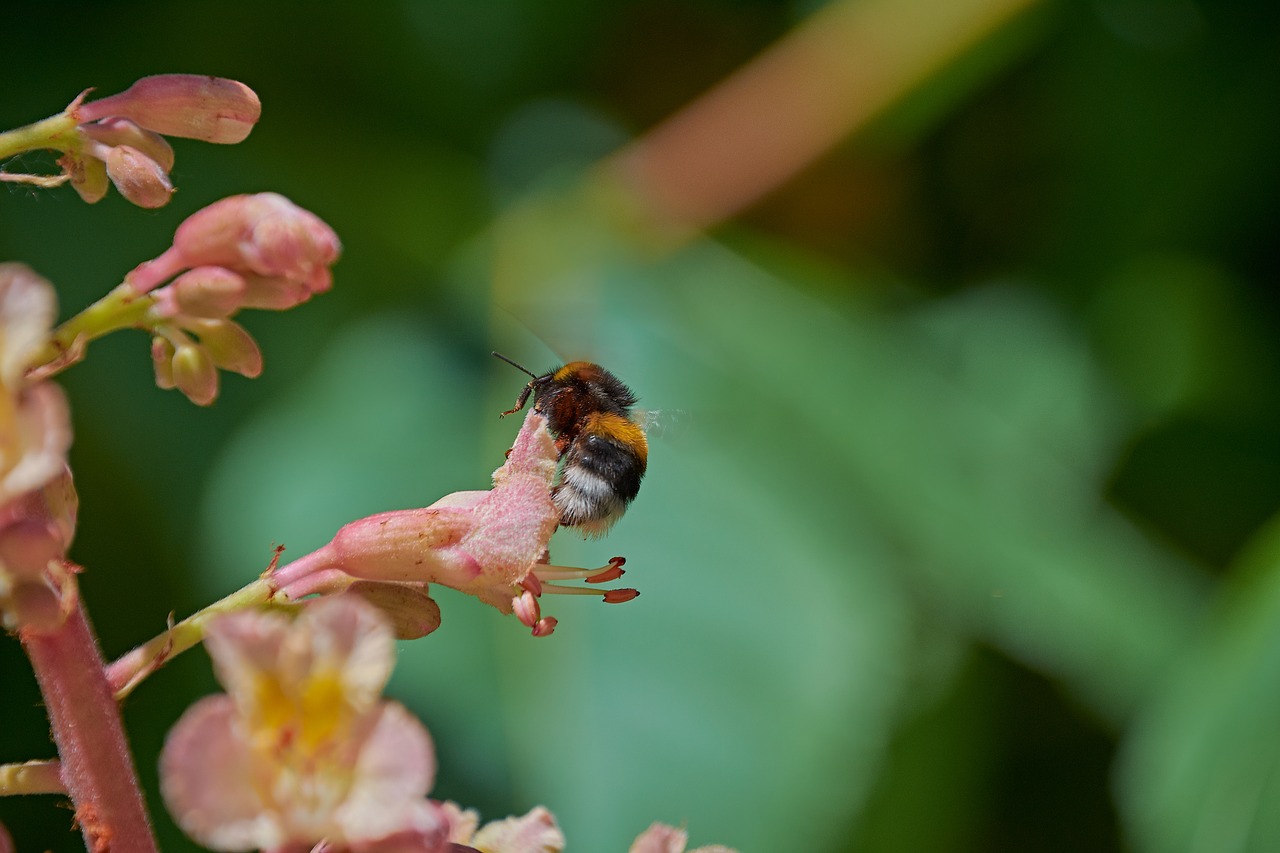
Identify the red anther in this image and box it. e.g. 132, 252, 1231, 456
602, 588, 640, 604
520, 573, 543, 596
585, 564, 625, 584
532, 617, 558, 637
608, 556, 626, 568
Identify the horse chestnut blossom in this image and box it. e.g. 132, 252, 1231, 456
268, 411, 639, 638
123, 193, 340, 404
0, 74, 260, 207
0, 264, 75, 632
160, 595, 449, 853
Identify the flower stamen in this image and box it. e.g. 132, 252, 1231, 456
531, 556, 625, 583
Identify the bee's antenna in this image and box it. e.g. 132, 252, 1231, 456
492, 351, 539, 380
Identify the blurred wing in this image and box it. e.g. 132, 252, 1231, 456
634, 408, 690, 443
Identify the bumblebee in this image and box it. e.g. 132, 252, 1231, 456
494, 352, 648, 537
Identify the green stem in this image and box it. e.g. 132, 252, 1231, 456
0, 760, 65, 796
0, 112, 80, 162
27, 284, 156, 377
107, 577, 281, 700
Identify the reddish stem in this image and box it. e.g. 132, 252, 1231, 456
20, 582, 158, 853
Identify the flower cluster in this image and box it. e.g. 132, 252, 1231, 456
17, 192, 341, 406
0, 265, 76, 633
0, 74, 261, 208
268, 411, 638, 638
127, 192, 341, 404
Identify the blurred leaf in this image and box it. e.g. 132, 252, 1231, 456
494, 180, 1208, 723
1090, 254, 1278, 420
1118, 513, 1280, 853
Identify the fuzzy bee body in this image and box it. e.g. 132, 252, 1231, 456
495, 355, 648, 537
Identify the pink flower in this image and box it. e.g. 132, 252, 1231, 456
40, 75, 261, 207
0, 264, 71, 503
0, 264, 76, 632
125, 194, 339, 405
160, 596, 448, 852
127, 192, 341, 303
629, 824, 737, 853
438, 802, 565, 853
268, 412, 638, 638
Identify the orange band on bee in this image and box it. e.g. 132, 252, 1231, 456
585, 412, 649, 464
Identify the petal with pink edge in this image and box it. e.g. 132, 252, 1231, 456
335, 702, 438, 843
160, 695, 283, 851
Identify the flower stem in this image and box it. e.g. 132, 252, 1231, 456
20, 579, 158, 853
0, 113, 79, 161
108, 577, 278, 699
26, 284, 155, 377
0, 760, 65, 796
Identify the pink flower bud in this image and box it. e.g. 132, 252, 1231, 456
76, 75, 262, 144
188, 319, 263, 378
127, 193, 341, 297
170, 342, 218, 406
81, 118, 175, 171
165, 267, 247, 318
104, 145, 174, 209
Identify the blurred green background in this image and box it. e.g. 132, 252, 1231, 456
3, 1, 1280, 851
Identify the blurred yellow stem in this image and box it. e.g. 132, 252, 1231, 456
607, 0, 1042, 240
0, 760, 65, 796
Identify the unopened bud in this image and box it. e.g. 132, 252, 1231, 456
169, 267, 247, 318
190, 319, 262, 378
171, 342, 218, 406
346, 582, 441, 640
105, 145, 174, 209
81, 118, 175, 171
76, 75, 262, 144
